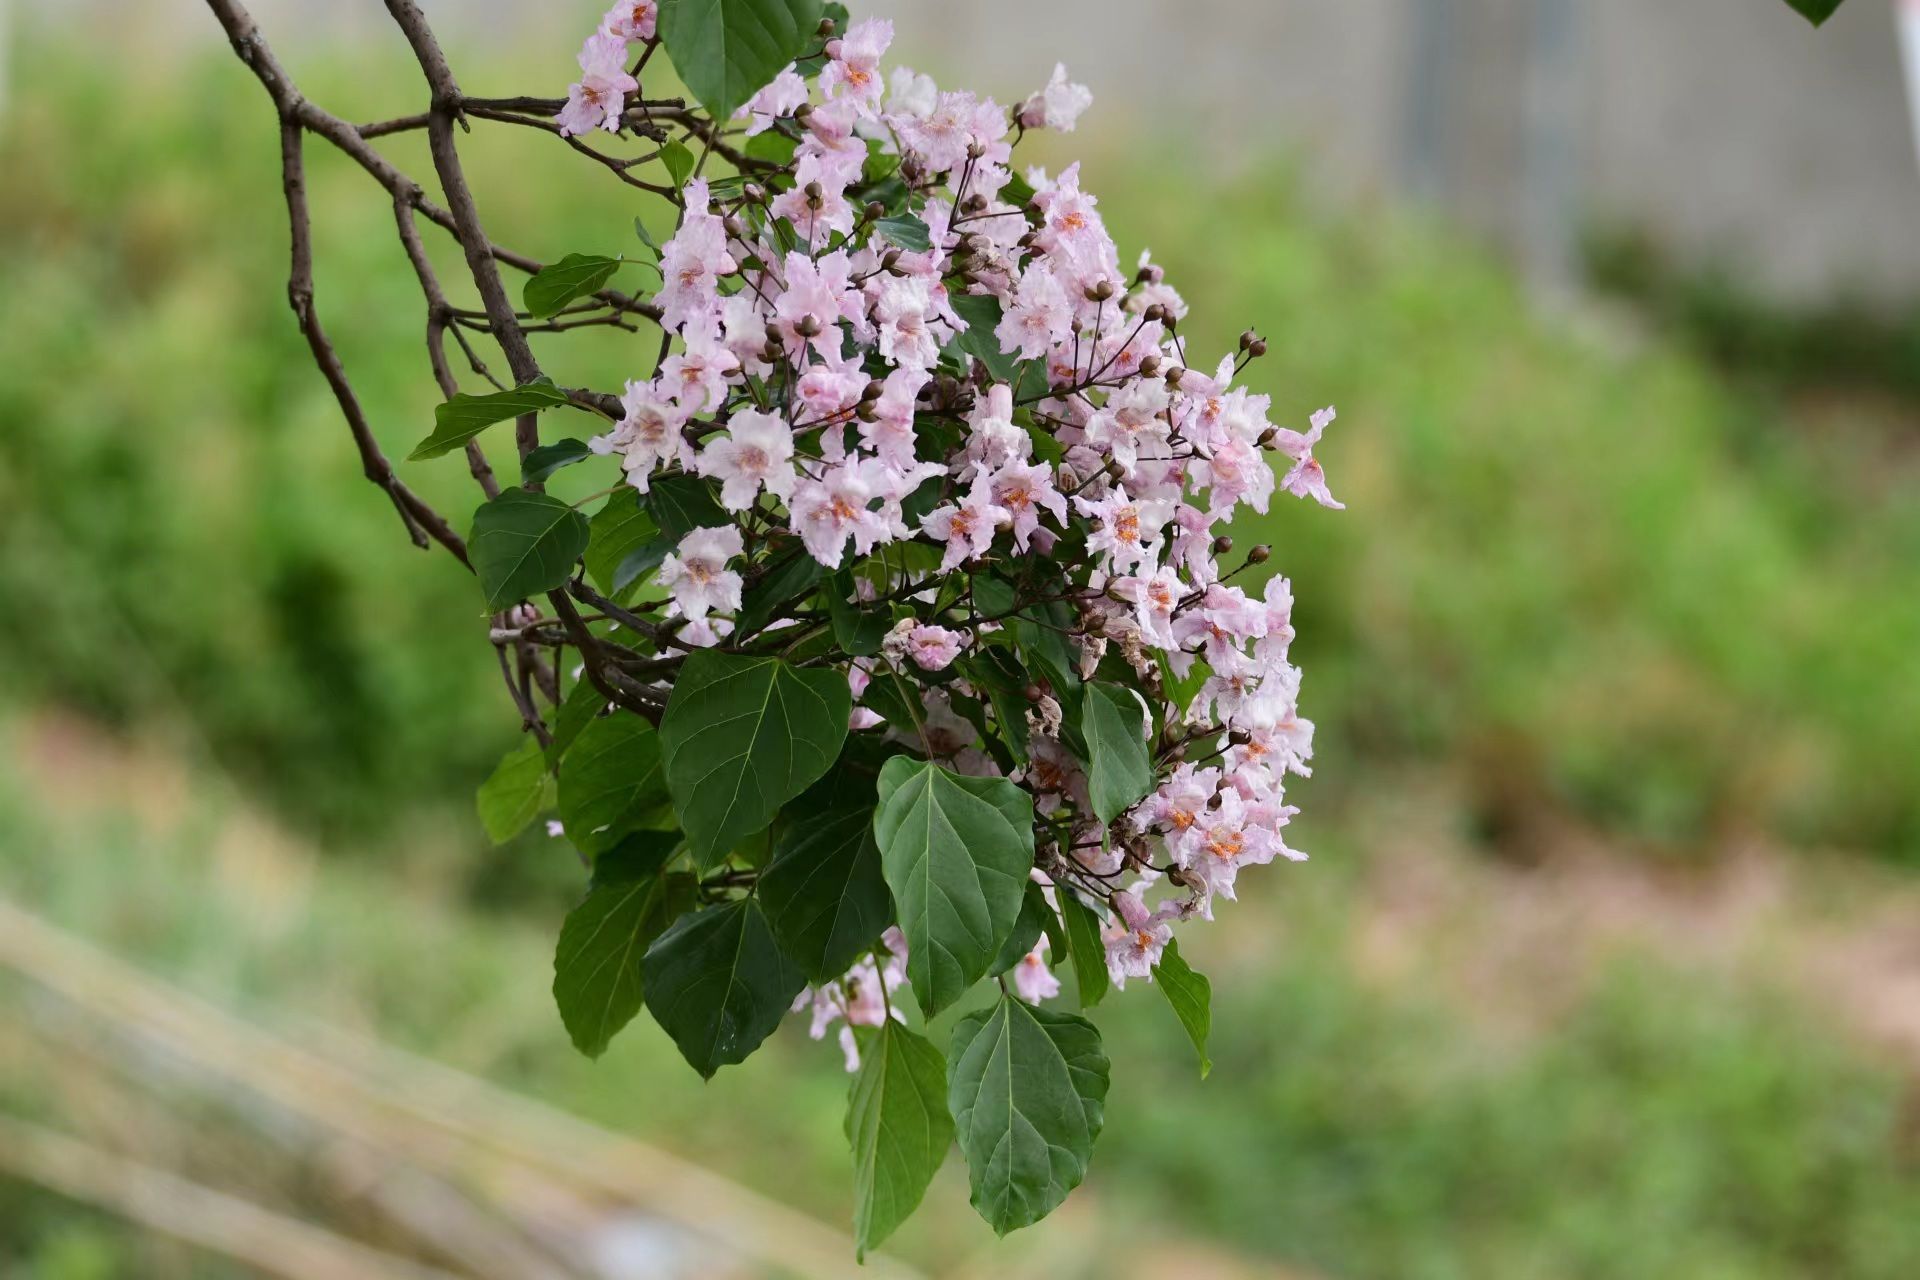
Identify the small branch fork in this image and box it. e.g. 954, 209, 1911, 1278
201, 0, 665, 733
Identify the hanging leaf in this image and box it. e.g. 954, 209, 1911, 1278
1081, 682, 1154, 826
658, 651, 852, 866
521, 437, 594, 484
642, 897, 806, 1077
659, 0, 826, 119
1783, 0, 1845, 25
1057, 887, 1109, 1009
947, 995, 1109, 1236
660, 140, 697, 188
475, 737, 552, 844
584, 490, 658, 595
557, 714, 671, 856
552, 834, 696, 1057
410, 377, 571, 460
522, 254, 625, 318
1152, 938, 1212, 1079
760, 774, 892, 982
469, 490, 590, 611
990, 882, 1052, 976
873, 757, 1033, 1016
847, 1022, 951, 1258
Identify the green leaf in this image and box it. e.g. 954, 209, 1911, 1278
644, 472, 731, 540
947, 996, 1109, 1235
642, 897, 806, 1077
847, 1022, 952, 1258
1784, 0, 1845, 25
558, 714, 670, 856
660, 140, 697, 188
659, 0, 825, 119
873, 757, 1034, 1017
659, 651, 852, 866
1152, 938, 1212, 1079
990, 881, 1051, 976
553, 834, 696, 1057
409, 377, 571, 460
475, 737, 551, 844
469, 490, 590, 611
873, 214, 932, 253
584, 491, 657, 595
1058, 888, 1109, 1008
947, 293, 1019, 381
735, 549, 824, 636
827, 571, 890, 656
521, 437, 593, 484
760, 776, 891, 982
547, 678, 608, 765
1082, 682, 1153, 826
523, 254, 624, 318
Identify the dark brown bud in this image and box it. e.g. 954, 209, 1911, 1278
1229, 730, 1253, 747
967, 140, 987, 159
860, 380, 885, 402
1239, 329, 1259, 351
1162, 312, 1178, 333
1257, 427, 1278, 448
723, 215, 746, 239
1248, 338, 1267, 357
1164, 365, 1185, 388
1022, 683, 1044, 702
1246, 544, 1271, 565
817, 16, 837, 36
864, 200, 886, 221
793, 102, 813, 123
1142, 302, 1166, 324
1212, 534, 1233, 555
1103, 458, 1127, 482
855, 400, 878, 422
1139, 355, 1162, 378
795, 315, 823, 338
881, 247, 903, 271
1094, 279, 1116, 301
804, 181, 824, 209
961, 193, 988, 215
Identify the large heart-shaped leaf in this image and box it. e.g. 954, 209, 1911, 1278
642, 897, 806, 1077
660, 0, 825, 119
583, 490, 659, 595
1081, 682, 1153, 826
659, 652, 851, 866
469, 490, 590, 611
760, 774, 892, 982
847, 1022, 952, 1258
873, 757, 1033, 1016
947, 995, 1109, 1236
557, 714, 670, 856
410, 377, 571, 460
552, 835, 696, 1058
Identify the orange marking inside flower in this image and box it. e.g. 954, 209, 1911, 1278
1113, 506, 1140, 544
1206, 829, 1244, 861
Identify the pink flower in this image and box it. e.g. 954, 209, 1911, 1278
1103, 889, 1173, 989
920, 483, 1005, 570
599, 0, 657, 41
791, 460, 891, 568
857, 368, 930, 470
773, 250, 861, 358
886, 622, 967, 672
598, 379, 689, 493
1274, 407, 1344, 509
1074, 485, 1173, 572
736, 65, 808, 136
996, 261, 1072, 362
887, 66, 938, 119
1017, 63, 1093, 132
1011, 936, 1060, 1004
1171, 789, 1302, 914
657, 323, 740, 411
656, 180, 736, 332
697, 410, 796, 510
986, 459, 1067, 550
657, 526, 744, 621
1115, 565, 1185, 649
820, 18, 892, 106
770, 150, 860, 248
556, 33, 638, 137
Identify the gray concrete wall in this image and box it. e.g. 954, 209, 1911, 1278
28, 0, 1920, 302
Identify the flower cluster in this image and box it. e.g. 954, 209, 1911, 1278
555, 11, 1341, 1057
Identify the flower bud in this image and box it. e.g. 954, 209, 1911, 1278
1022, 684, 1044, 702
1094, 279, 1116, 301
1139, 355, 1162, 378
817, 16, 836, 36
967, 140, 987, 159
961, 193, 987, 214
795, 315, 823, 338
793, 102, 813, 123
881, 247, 903, 271
1247, 544, 1271, 565
723, 215, 746, 239
742, 183, 765, 204
860, 380, 885, 402
1164, 365, 1185, 388
1257, 427, 1278, 448
855, 400, 878, 421
1142, 303, 1166, 324
804, 181, 824, 209
864, 200, 886, 221
1239, 329, 1259, 351
1211, 534, 1233, 555
1248, 338, 1267, 357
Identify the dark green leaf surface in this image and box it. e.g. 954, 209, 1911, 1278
873, 215, 932, 252
644, 472, 730, 540
1058, 888, 1109, 1008
1082, 682, 1154, 825
584, 491, 659, 596
469, 490, 590, 611
660, 140, 697, 188
522, 254, 624, 318
642, 897, 806, 1077
760, 779, 891, 982
948, 293, 1019, 381
1153, 938, 1212, 1078
827, 571, 890, 656
475, 737, 551, 844
847, 1022, 952, 1257
553, 835, 696, 1058
410, 377, 570, 460
546, 678, 608, 764
521, 437, 593, 484
1784, 0, 1845, 24
660, 0, 825, 119
735, 550, 824, 636
947, 996, 1109, 1235
558, 714, 670, 856
990, 882, 1051, 975
873, 757, 1033, 1016
659, 652, 852, 866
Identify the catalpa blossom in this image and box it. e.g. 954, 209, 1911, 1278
556, 32, 636, 137
538, 4, 1346, 1088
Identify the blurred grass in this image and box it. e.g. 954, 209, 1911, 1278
5, 27, 1920, 1280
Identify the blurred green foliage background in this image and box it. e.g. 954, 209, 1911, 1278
3, 33, 1920, 1280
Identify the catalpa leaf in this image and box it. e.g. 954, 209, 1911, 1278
469, 490, 589, 611
410, 377, 571, 460
660, 0, 825, 119
847, 1022, 951, 1257
553, 834, 695, 1057
642, 897, 806, 1077
522, 254, 624, 319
